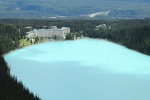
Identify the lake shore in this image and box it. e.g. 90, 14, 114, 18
3, 36, 88, 57
4, 37, 147, 58
1, 37, 128, 57
2, 38, 55, 56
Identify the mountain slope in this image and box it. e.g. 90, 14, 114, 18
0, 0, 150, 18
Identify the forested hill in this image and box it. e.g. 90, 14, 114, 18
0, 24, 40, 100
82, 19, 150, 55
0, 0, 150, 18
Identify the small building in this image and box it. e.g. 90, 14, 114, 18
96, 24, 107, 29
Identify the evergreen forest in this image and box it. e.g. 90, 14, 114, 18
0, 23, 40, 100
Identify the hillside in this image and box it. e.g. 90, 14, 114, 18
0, 0, 150, 18
0, 23, 40, 100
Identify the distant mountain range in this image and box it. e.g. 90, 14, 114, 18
0, 0, 150, 18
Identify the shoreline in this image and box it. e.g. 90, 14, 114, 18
99, 38, 150, 56
3, 36, 86, 56
2, 39, 55, 57
3, 37, 150, 57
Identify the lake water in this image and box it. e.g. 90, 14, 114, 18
4, 39, 150, 100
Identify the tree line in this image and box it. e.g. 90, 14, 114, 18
82, 19, 150, 55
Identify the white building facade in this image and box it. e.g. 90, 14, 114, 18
26, 27, 70, 39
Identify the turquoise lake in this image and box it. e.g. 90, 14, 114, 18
4, 39, 150, 100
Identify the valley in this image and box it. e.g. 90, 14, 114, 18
0, 0, 150, 18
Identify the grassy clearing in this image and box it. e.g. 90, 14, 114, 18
19, 37, 51, 47
19, 39, 31, 46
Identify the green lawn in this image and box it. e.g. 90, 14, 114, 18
19, 38, 51, 47
19, 39, 31, 46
